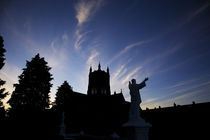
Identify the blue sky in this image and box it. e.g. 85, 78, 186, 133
0, 0, 210, 109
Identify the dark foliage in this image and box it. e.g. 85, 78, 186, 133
55, 81, 73, 111
0, 36, 8, 119
0, 80, 8, 108
8, 54, 53, 116
0, 110, 61, 139
0, 36, 6, 69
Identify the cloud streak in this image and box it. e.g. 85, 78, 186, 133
74, 29, 90, 50
185, 2, 210, 24
110, 58, 140, 97
74, 0, 104, 50
75, 0, 104, 26
121, 66, 142, 84
141, 78, 210, 109
86, 50, 100, 66
164, 74, 210, 90
62, 33, 68, 42
156, 86, 210, 108
109, 40, 151, 64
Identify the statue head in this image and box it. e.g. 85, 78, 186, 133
131, 79, 136, 84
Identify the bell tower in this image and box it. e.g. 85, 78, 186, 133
87, 63, 111, 96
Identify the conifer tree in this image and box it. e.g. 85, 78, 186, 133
8, 54, 53, 114
0, 36, 6, 69
0, 36, 8, 118
55, 81, 73, 110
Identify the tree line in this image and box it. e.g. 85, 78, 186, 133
0, 35, 73, 119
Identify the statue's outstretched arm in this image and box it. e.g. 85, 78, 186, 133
144, 77, 149, 82
138, 77, 148, 89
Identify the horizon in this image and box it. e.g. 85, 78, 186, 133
0, 0, 210, 109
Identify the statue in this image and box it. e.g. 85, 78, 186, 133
127, 77, 149, 124
129, 78, 148, 104
123, 78, 151, 140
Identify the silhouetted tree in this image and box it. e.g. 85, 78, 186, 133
0, 36, 8, 118
0, 80, 8, 118
0, 36, 6, 69
55, 81, 73, 111
8, 54, 53, 116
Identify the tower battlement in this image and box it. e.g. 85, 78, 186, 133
87, 63, 111, 96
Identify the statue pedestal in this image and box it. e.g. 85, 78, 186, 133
123, 117, 151, 140
123, 126, 150, 140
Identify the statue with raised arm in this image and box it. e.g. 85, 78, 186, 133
128, 77, 148, 123
123, 77, 151, 140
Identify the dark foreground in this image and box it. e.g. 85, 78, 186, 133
0, 102, 209, 140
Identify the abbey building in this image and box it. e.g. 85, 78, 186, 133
88, 63, 111, 96
62, 64, 128, 136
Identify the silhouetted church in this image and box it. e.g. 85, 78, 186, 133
63, 64, 128, 136
88, 64, 111, 96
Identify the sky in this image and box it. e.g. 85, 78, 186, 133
0, 0, 210, 109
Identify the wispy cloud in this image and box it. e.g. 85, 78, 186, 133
141, 97, 160, 107
167, 2, 210, 33
62, 33, 68, 42
141, 78, 210, 109
75, 0, 104, 26
164, 74, 210, 90
109, 40, 151, 64
121, 66, 142, 84
185, 2, 210, 24
172, 81, 210, 95
20, 34, 69, 72
156, 86, 210, 108
86, 49, 100, 66
110, 58, 135, 96
74, 0, 104, 50
172, 87, 210, 103
112, 65, 126, 80
138, 42, 185, 77
43, 39, 68, 70
74, 29, 90, 50
110, 65, 128, 96
74, 49, 100, 94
